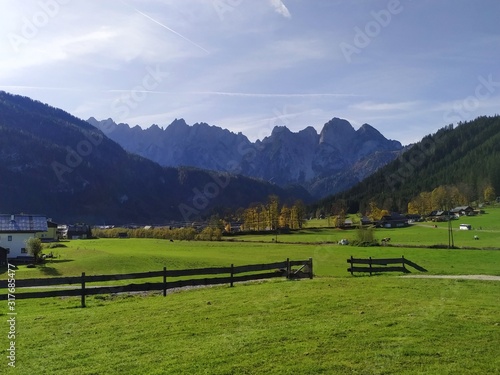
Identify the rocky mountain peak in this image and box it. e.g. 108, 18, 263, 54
87, 116, 403, 198
319, 118, 356, 146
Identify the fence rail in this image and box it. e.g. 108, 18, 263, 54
1, 258, 312, 307
347, 256, 427, 275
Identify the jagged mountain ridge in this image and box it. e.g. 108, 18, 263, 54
0, 91, 311, 223
88, 117, 404, 198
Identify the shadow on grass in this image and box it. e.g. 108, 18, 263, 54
38, 265, 62, 276
44, 259, 73, 264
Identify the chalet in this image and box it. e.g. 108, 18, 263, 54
450, 206, 474, 217
360, 216, 372, 226
405, 214, 422, 223
67, 224, 92, 239
0, 214, 48, 264
341, 219, 354, 229
36, 220, 59, 242
377, 213, 409, 228
428, 210, 451, 222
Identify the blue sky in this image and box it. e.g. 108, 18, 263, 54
1, 0, 499, 144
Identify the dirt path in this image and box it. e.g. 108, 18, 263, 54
402, 274, 500, 281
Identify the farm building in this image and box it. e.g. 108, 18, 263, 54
35, 220, 59, 242
377, 213, 409, 228
66, 224, 92, 239
427, 210, 451, 222
450, 206, 474, 217
0, 214, 48, 264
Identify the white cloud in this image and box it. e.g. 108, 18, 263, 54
350, 101, 422, 112
270, 0, 291, 18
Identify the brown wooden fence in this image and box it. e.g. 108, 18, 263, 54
347, 256, 427, 276
1, 258, 312, 307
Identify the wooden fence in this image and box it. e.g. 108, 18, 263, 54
347, 256, 427, 276
0, 258, 312, 307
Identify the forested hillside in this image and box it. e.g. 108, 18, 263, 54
0, 91, 310, 223
314, 116, 500, 215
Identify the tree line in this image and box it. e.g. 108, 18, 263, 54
240, 196, 306, 231
407, 184, 496, 215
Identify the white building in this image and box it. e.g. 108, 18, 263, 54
0, 214, 48, 264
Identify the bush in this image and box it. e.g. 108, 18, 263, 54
26, 237, 43, 263
351, 226, 379, 247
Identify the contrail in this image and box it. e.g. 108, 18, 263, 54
189, 91, 361, 98
1, 86, 360, 99
107, 90, 361, 98
131, 7, 209, 54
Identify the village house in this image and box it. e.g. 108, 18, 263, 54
377, 213, 409, 228
450, 206, 475, 217
35, 220, 59, 242
0, 214, 48, 265
427, 210, 451, 222
66, 224, 92, 239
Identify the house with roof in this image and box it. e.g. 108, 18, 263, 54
450, 206, 474, 217
377, 213, 409, 228
35, 220, 59, 242
66, 224, 92, 239
427, 210, 451, 222
0, 214, 48, 264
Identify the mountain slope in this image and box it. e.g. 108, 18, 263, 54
315, 115, 500, 214
0, 92, 310, 223
88, 117, 403, 198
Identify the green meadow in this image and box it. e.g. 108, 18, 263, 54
3, 237, 500, 280
1, 209, 500, 374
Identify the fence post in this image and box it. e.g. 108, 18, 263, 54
308, 258, 313, 279
369, 257, 372, 276
286, 258, 290, 279
163, 266, 167, 297
230, 264, 234, 287
350, 256, 354, 276
81, 272, 86, 308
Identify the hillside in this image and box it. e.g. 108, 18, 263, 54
315, 115, 500, 214
88, 117, 403, 198
0, 91, 310, 223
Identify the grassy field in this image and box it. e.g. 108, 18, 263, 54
2, 237, 500, 280
1, 209, 499, 374
246, 206, 500, 249
3, 277, 500, 374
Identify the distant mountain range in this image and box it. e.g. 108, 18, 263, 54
0, 91, 310, 223
88, 117, 404, 198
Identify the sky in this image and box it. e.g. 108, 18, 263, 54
1, 0, 499, 145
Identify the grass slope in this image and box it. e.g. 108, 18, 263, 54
3, 277, 499, 374
2, 237, 500, 281
1, 211, 499, 374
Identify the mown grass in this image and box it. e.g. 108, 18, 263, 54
2, 238, 500, 281
245, 207, 500, 249
1, 212, 499, 374
3, 277, 499, 374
